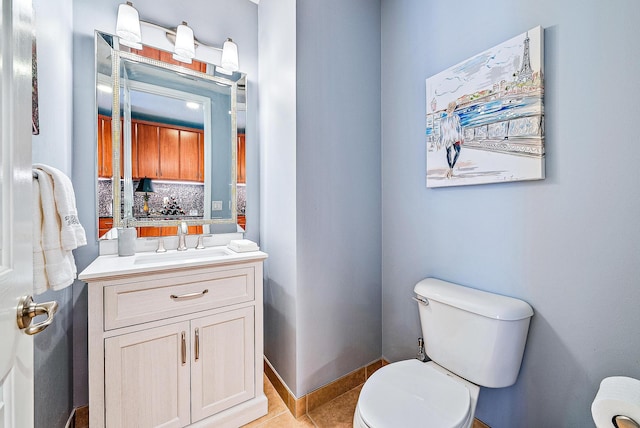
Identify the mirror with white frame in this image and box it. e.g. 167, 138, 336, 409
95, 31, 246, 238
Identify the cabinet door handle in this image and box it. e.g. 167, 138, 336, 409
194, 328, 200, 361
181, 331, 186, 366
170, 289, 209, 301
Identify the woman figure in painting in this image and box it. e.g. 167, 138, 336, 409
440, 101, 464, 178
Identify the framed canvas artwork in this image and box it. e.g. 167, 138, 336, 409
426, 26, 544, 188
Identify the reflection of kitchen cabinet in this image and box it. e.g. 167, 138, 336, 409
137, 225, 203, 237
98, 115, 137, 179
159, 50, 208, 73
81, 254, 268, 428
136, 123, 160, 178
131, 45, 208, 73
98, 217, 113, 238
133, 120, 204, 182
129, 124, 139, 179
180, 130, 204, 181
188, 225, 203, 235
159, 127, 181, 179
237, 134, 246, 184
97, 115, 113, 178
131, 45, 161, 61
98, 117, 205, 182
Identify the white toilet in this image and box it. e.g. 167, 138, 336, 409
354, 278, 534, 428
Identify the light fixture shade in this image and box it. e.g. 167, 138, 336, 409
174, 22, 195, 60
221, 38, 239, 71
116, 2, 142, 48
172, 53, 193, 64
135, 177, 155, 193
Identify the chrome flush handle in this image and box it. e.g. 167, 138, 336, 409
412, 295, 429, 306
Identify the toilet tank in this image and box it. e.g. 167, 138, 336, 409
414, 278, 533, 388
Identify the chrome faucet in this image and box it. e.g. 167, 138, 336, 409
177, 222, 188, 251
195, 235, 205, 249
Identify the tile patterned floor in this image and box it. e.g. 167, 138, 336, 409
242, 375, 361, 427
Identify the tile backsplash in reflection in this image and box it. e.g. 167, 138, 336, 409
98, 180, 247, 219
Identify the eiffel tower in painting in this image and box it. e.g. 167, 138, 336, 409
516, 32, 533, 83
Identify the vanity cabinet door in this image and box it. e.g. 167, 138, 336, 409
190, 307, 255, 423
104, 322, 191, 428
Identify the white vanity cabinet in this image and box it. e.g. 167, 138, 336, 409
79, 249, 268, 428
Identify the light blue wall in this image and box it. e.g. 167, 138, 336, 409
258, 0, 299, 393
71, 0, 258, 405
259, 0, 382, 397
32, 0, 74, 425
296, 0, 382, 395
381, 1, 640, 427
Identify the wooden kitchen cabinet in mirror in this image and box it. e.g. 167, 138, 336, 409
98, 116, 204, 182
132, 45, 208, 73
97, 115, 113, 178
134, 120, 204, 182
237, 134, 246, 184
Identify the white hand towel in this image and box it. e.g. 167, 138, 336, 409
33, 163, 86, 250
33, 168, 76, 291
32, 172, 48, 294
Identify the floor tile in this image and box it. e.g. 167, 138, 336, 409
258, 412, 316, 427
245, 371, 362, 428
242, 374, 289, 428
307, 384, 362, 428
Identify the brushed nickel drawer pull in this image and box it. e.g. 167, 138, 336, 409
170, 289, 209, 301
181, 331, 186, 366
194, 328, 200, 361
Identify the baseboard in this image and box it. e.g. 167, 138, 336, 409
263, 357, 385, 418
474, 418, 490, 428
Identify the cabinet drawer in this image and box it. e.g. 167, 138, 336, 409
104, 267, 255, 330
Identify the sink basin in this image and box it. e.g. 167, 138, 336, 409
134, 247, 234, 265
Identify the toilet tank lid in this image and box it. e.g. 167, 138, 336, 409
414, 278, 534, 321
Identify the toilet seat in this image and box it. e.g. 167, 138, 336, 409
357, 360, 472, 428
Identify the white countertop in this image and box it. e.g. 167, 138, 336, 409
79, 246, 268, 281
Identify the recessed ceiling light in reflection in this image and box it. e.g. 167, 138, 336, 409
186, 101, 200, 109
97, 84, 113, 93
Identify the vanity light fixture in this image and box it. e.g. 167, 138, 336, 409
115, 3, 240, 71
116, 2, 142, 49
172, 22, 195, 64
221, 38, 239, 72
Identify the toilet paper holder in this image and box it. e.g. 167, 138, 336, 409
614, 415, 640, 428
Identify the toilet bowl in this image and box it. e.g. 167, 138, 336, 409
354, 278, 533, 428
354, 360, 479, 428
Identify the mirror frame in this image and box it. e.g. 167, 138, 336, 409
97, 31, 243, 234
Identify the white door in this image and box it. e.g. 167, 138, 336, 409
0, 0, 37, 427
